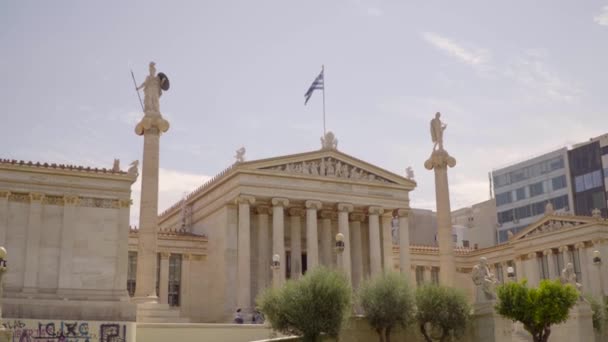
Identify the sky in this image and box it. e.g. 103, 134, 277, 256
2, 1, 608, 225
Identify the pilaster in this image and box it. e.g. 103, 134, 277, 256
23, 192, 44, 292
58, 195, 79, 291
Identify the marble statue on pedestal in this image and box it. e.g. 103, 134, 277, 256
235, 147, 246, 163
430, 112, 447, 151
472, 257, 498, 301
321, 131, 338, 150
406, 166, 415, 180
561, 263, 582, 294
136, 62, 169, 114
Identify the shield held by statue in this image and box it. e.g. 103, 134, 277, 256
158, 72, 170, 91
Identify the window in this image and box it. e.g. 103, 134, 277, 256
168, 254, 182, 307
431, 267, 439, 285
127, 252, 137, 297
551, 175, 567, 190
497, 210, 513, 224
592, 191, 606, 210
529, 182, 544, 197
551, 195, 569, 210
531, 201, 546, 215
496, 192, 512, 206
516, 187, 526, 201
514, 205, 531, 220
462, 240, 470, 248
575, 170, 603, 192
550, 157, 564, 171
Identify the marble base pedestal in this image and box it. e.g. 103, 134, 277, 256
0, 329, 12, 342
472, 301, 512, 342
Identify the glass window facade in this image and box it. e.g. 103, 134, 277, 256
516, 187, 526, 201
168, 254, 182, 307
493, 156, 564, 189
551, 175, 567, 190
529, 182, 544, 197
496, 192, 512, 206
574, 170, 603, 192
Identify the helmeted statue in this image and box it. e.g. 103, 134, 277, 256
137, 62, 169, 114
430, 112, 447, 151
471, 257, 498, 301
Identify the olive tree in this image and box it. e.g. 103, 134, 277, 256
415, 284, 471, 342
256, 267, 352, 342
358, 273, 415, 342
495, 279, 578, 342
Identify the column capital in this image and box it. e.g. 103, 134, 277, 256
0, 190, 10, 199
235, 195, 256, 205
395, 208, 409, 218
424, 265, 433, 271
29, 192, 45, 202
500, 261, 509, 267
558, 245, 569, 253
160, 251, 171, 259
592, 238, 606, 246
574, 241, 586, 250
542, 249, 553, 256
305, 200, 322, 210
527, 252, 537, 259
319, 210, 336, 220
368, 206, 384, 216
182, 253, 192, 261
288, 207, 305, 217
424, 149, 457, 170
271, 197, 289, 208
337, 203, 354, 213
256, 205, 271, 215
64, 195, 80, 206
349, 212, 366, 222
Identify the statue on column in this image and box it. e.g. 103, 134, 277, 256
430, 112, 447, 151
136, 62, 170, 114
471, 257, 498, 301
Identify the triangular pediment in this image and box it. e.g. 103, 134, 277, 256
238, 149, 416, 188
512, 214, 597, 240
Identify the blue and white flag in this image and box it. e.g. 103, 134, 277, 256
304, 68, 324, 105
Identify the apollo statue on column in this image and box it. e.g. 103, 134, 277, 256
430, 112, 447, 151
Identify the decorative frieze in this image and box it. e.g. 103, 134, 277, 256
263, 157, 394, 184
0, 191, 10, 199
119, 199, 132, 208
64, 195, 80, 206
29, 192, 44, 202
78, 197, 119, 209
522, 219, 585, 239
43, 195, 64, 206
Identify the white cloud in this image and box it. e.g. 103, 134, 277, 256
594, 6, 608, 26
422, 32, 491, 66
504, 50, 582, 103
130, 168, 211, 226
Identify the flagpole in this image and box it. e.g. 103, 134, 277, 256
322, 65, 326, 136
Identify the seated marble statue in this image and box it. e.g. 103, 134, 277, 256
560, 263, 582, 292
471, 257, 498, 301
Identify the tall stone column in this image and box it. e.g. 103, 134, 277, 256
350, 212, 365, 289
424, 149, 456, 286
159, 252, 170, 304
23, 192, 44, 292
395, 209, 411, 276
257, 206, 271, 292
319, 210, 333, 267
575, 242, 589, 290
0, 191, 9, 245
544, 249, 556, 279
337, 203, 353, 284
180, 254, 192, 317
289, 208, 304, 279
305, 201, 322, 271
367, 206, 383, 278
272, 198, 289, 286
381, 213, 394, 273
525, 252, 539, 286
236, 195, 255, 310
58, 195, 79, 291
515, 256, 524, 282
133, 110, 169, 302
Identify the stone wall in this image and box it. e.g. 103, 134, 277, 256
2, 318, 135, 342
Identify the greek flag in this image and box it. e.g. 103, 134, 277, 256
304, 68, 324, 105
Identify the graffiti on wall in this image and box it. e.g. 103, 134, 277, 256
1, 319, 131, 342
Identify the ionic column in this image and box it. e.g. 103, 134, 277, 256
350, 212, 365, 289
305, 200, 322, 271
289, 208, 304, 279
543, 249, 556, 279
257, 206, 271, 292
575, 242, 589, 290
337, 203, 353, 284
367, 206, 383, 278
525, 252, 539, 286
236, 195, 255, 310
395, 209, 411, 276
159, 252, 170, 304
23, 192, 44, 292
514, 256, 524, 282
381, 213, 394, 273
272, 198, 289, 286
58, 195, 79, 291
181, 253, 191, 316
0, 191, 10, 245
319, 210, 334, 267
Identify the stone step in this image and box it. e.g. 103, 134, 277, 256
138, 317, 191, 323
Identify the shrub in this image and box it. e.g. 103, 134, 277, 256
358, 273, 415, 342
495, 279, 578, 342
257, 267, 352, 342
415, 284, 471, 342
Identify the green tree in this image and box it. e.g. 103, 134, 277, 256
256, 267, 352, 342
358, 273, 415, 342
495, 280, 578, 342
415, 284, 471, 342
584, 294, 606, 333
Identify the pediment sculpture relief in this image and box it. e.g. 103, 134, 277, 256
262, 157, 394, 184
522, 219, 584, 238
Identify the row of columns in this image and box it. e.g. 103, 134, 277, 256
235, 196, 411, 310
